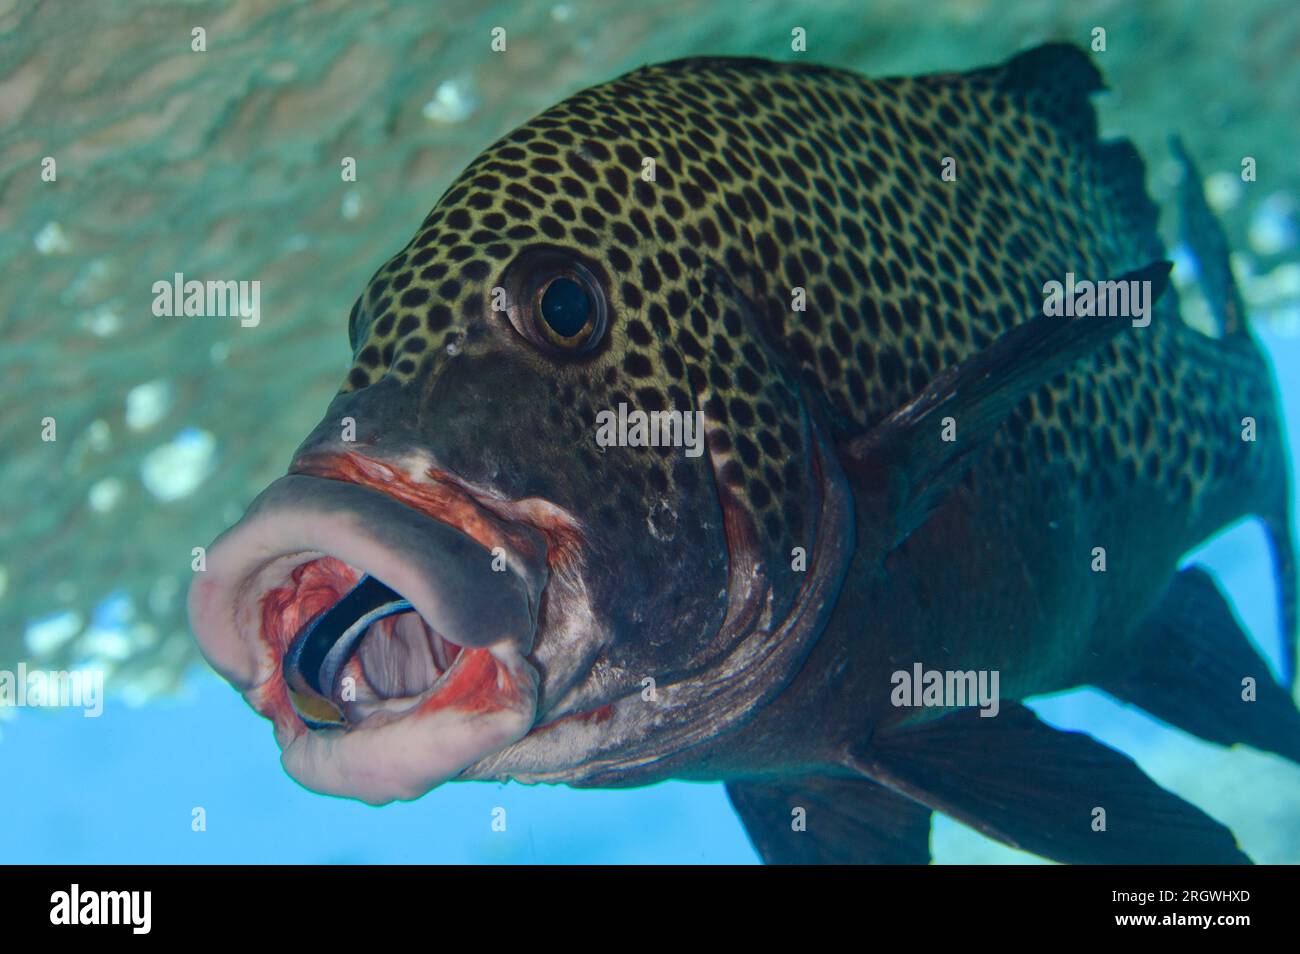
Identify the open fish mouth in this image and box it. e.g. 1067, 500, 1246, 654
187, 451, 562, 804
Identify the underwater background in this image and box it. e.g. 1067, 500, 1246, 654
2, 0, 1299, 863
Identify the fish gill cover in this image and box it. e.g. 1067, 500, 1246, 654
0, 0, 1299, 865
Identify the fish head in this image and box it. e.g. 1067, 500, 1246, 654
188, 84, 856, 803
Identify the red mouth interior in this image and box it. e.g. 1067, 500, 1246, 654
261, 557, 358, 663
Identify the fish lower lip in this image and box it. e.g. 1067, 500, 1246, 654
187, 471, 546, 803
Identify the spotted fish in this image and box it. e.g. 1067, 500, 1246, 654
189, 44, 1300, 863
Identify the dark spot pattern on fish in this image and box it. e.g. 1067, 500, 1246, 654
343, 47, 1273, 558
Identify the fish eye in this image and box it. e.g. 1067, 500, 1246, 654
538, 277, 591, 339
499, 246, 608, 356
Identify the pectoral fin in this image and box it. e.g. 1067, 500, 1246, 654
851, 702, 1250, 864
726, 775, 932, 864
1095, 566, 1300, 764
841, 261, 1171, 551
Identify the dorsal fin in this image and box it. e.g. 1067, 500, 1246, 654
997, 42, 1104, 136
995, 44, 1162, 265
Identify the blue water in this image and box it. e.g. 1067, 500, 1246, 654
1, 674, 754, 864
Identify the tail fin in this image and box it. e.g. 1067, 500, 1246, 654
1171, 136, 1247, 336
1173, 136, 1297, 688
1264, 508, 1298, 688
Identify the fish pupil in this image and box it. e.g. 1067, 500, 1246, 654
539, 277, 590, 338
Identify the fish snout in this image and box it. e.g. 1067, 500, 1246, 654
187, 454, 552, 804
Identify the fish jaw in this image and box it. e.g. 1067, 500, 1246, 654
187, 451, 589, 804
466, 411, 859, 788
278, 646, 539, 804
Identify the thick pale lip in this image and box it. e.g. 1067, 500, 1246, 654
187, 454, 554, 804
